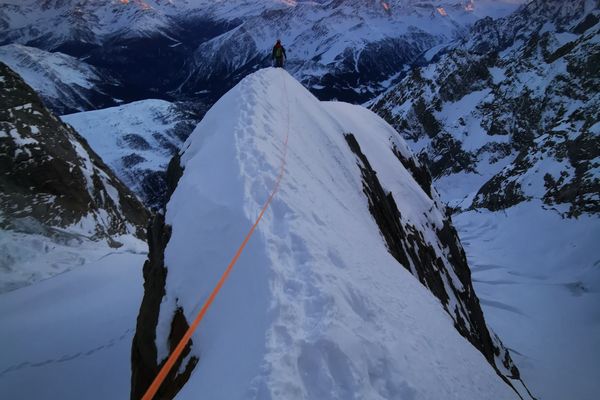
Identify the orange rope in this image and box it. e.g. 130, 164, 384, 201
141, 71, 290, 400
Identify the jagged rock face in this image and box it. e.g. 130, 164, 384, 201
0, 62, 148, 241
371, 0, 600, 216
131, 214, 197, 400
130, 153, 190, 399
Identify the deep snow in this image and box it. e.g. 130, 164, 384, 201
155, 68, 518, 399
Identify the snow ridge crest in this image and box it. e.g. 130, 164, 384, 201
133, 68, 529, 399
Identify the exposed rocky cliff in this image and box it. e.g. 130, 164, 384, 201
0, 62, 148, 290
372, 0, 599, 216
343, 133, 527, 394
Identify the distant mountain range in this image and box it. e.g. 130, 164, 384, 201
0, 0, 526, 109
62, 99, 198, 208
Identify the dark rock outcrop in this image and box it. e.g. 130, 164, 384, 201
344, 133, 528, 396
130, 153, 192, 400
130, 214, 198, 400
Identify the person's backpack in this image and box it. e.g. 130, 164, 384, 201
274, 45, 283, 58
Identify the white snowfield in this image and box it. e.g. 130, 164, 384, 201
0, 252, 146, 399
157, 68, 517, 399
454, 201, 600, 400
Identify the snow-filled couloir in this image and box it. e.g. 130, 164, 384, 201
131, 68, 533, 399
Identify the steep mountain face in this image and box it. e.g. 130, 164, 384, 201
62, 100, 199, 209
0, 44, 119, 114
130, 69, 532, 399
0, 0, 525, 106
370, 1, 600, 399
0, 62, 148, 292
371, 0, 599, 216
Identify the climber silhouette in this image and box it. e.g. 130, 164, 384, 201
272, 39, 287, 68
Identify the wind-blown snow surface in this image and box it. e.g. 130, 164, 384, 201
156, 68, 516, 399
0, 228, 145, 293
0, 252, 146, 399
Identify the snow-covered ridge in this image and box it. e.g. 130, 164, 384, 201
131, 68, 531, 399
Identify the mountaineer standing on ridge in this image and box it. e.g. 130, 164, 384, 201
272, 39, 287, 68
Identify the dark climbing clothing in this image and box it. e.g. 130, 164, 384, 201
272, 43, 287, 68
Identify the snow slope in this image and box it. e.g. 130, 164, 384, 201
62, 100, 198, 208
0, 251, 146, 399
141, 68, 522, 399
454, 202, 600, 400
0, 62, 149, 399
0, 226, 145, 294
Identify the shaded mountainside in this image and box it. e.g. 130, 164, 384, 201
0, 44, 119, 114
372, 0, 600, 216
131, 69, 532, 399
0, 62, 148, 291
62, 100, 199, 209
